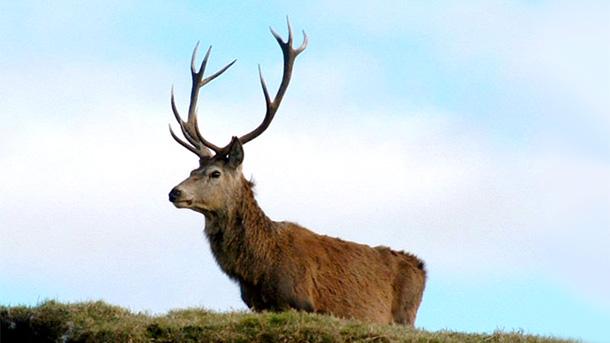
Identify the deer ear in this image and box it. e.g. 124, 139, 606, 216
225, 136, 244, 169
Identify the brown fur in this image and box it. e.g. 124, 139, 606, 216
176, 163, 426, 326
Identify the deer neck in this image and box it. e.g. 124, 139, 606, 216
203, 179, 277, 283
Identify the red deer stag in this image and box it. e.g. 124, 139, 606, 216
168, 20, 426, 326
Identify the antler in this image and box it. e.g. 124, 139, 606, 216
169, 43, 236, 158
239, 18, 308, 144
170, 19, 306, 157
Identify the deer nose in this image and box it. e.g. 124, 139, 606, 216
168, 188, 182, 202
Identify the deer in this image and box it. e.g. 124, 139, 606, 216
167, 20, 426, 326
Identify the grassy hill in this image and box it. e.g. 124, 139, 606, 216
0, 301, 576, 342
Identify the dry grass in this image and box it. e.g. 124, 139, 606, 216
0, 301, 577, 342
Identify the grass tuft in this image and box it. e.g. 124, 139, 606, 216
0, 301, 577, 342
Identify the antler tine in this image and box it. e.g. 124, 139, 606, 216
188, 45, 236, 118
202, 59, 237, 87
170, 42, 236, 157
239, 19, 307, 145
296, 30, 308, 54
190, 41, 202, 75
286, 16, 293, 45
171, 87, 201, 146
187, 44, 236, 152
169, 124, 202, 157
187, 44, 209, 123
170, 87, 213, 158
258, 65, 272, 108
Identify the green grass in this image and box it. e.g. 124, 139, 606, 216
0, 301, 576, 342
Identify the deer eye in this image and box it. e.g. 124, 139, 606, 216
210, 170, 222, 178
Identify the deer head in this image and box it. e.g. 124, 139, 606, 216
168, 20, 307, 215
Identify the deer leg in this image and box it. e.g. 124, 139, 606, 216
272, 273, 315, 312
391, 262, 425, 326
239, 282, 266, 311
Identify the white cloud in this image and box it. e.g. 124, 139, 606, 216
310, 1, 610, 131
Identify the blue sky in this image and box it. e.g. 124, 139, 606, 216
1, 1, 609, 342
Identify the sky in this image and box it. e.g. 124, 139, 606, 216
1, 1, 609, 342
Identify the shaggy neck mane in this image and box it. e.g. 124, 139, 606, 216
203, 178, 278, 284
